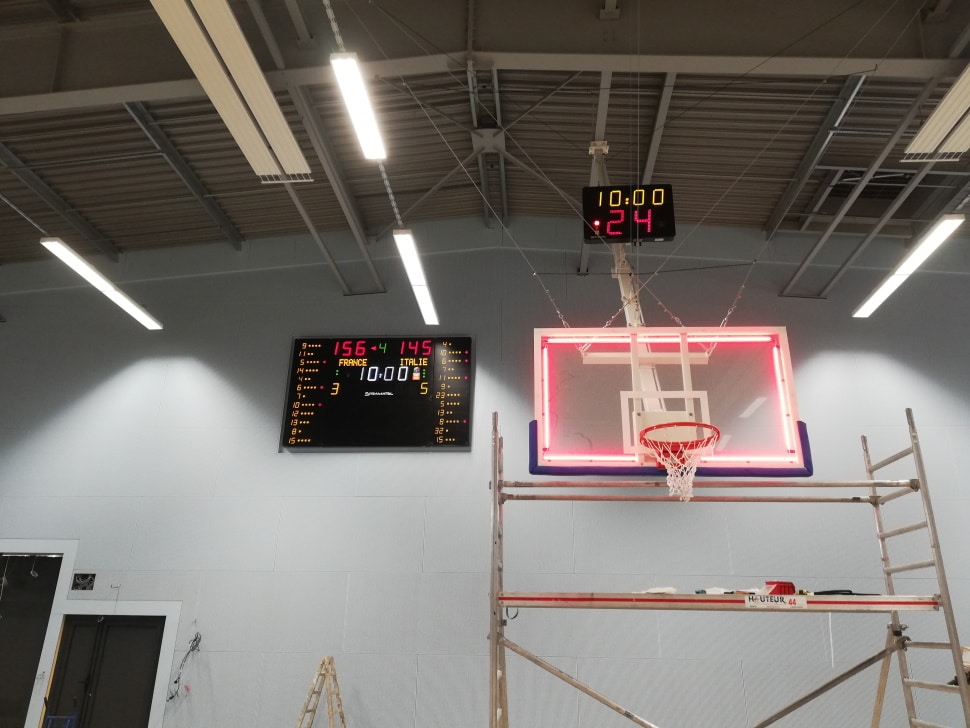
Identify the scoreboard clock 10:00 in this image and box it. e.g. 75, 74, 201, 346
280, 336, 473, 451
582, 184, 676, 242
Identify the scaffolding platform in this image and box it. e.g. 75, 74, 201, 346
488, 408, 970, 728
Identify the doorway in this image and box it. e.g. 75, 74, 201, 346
44, 615, 165, 728
0, 554, 62, 728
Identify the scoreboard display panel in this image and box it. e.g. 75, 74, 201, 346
280, 336, 473, 451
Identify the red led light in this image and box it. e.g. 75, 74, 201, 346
607, 208, 624, 236
534, 327, 804, 472
634, 207, 652, 233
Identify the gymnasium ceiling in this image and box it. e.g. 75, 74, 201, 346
1, 0, 969, 298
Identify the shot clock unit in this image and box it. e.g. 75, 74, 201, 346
582, 184, 676, 242
279, 336, 473, 451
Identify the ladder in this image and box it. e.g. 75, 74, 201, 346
865, 408, 970, 727
295, 656, 346, 728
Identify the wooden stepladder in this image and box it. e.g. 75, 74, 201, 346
296, 657, 346, 728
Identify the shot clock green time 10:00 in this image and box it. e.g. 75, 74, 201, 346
582, 184, 675, 242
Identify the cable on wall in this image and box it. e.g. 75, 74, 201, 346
167, 631, 202, 702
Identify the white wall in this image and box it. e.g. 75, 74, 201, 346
1, 218, 969, 728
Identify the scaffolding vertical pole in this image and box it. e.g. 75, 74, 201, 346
490, 413, 509, 728
868, 628, 897, 728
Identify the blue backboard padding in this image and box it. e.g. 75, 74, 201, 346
528, 420, 814, 477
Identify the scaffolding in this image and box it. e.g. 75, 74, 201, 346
488, 408, 970, 727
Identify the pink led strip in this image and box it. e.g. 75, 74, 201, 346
544, 334, 774, 345
541, 344, 551, 447
537, 330, 802, 468
772, 344, 797, 454
541, 454, 797, 464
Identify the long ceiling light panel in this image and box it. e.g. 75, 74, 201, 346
393, 230, 438, 325
331, 53, 387, 160
41, 238, 163, 330
852, 213, 964, 318
903, 63, 970, 162
150, 0, 311, 182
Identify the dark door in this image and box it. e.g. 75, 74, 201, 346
0, 554, 62, 728
45, 615, 165, 728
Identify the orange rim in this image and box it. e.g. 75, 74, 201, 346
638, 421, 720, 454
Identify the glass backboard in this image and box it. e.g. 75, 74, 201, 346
531, 327, 812, 477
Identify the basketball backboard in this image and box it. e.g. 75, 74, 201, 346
530, 326, 812, 477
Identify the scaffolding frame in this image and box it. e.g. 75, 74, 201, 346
488, 409, 970, 728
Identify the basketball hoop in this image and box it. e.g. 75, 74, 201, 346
639, 422, 720, 501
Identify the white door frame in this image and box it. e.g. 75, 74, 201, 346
1, 539, 180, 728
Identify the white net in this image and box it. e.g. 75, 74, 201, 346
640, 423, 719, 502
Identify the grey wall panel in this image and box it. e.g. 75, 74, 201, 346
1, 217, 969, 727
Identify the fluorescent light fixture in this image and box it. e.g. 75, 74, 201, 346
392, 229, 427, 286
331, 53, 387, 160
411, 286, 439, 327
150, 0, 311, 182
903, 63, 970, 162
41, 237, 163, 330
393, 229, 438, 325
853, 213, 964, 318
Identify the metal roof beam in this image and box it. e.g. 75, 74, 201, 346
124, 101, 244, 251
592, 70, 611, 142
924, 0, 953, 22
581, 71, 613, 274
780, 78, 938, 297
798, 168, 841, 232
504, 71, 584, 131
948, 21, 970, 58
499, 150, 580, 213
465, 61, 491, 227
40, 0, 79, 23
280, 181, 353, 296
765, 74, 865, 241
2, 55, 964, 117
818, 163, 934, 296
377, 151, 482, 241
493, 67, 509, 225
814, 164, 969, 177
282, 0, 314, 47
0, 140, 119, 261
241, 0, 383, 293
453, 53, 962, 79
641, 72, 675, 185
289, 86, 384, 292
477, 153, 492, 227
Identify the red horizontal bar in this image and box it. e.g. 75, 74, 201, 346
500, 595, 740, 605
499, 595, 938, 608
809, 599, 938, 608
